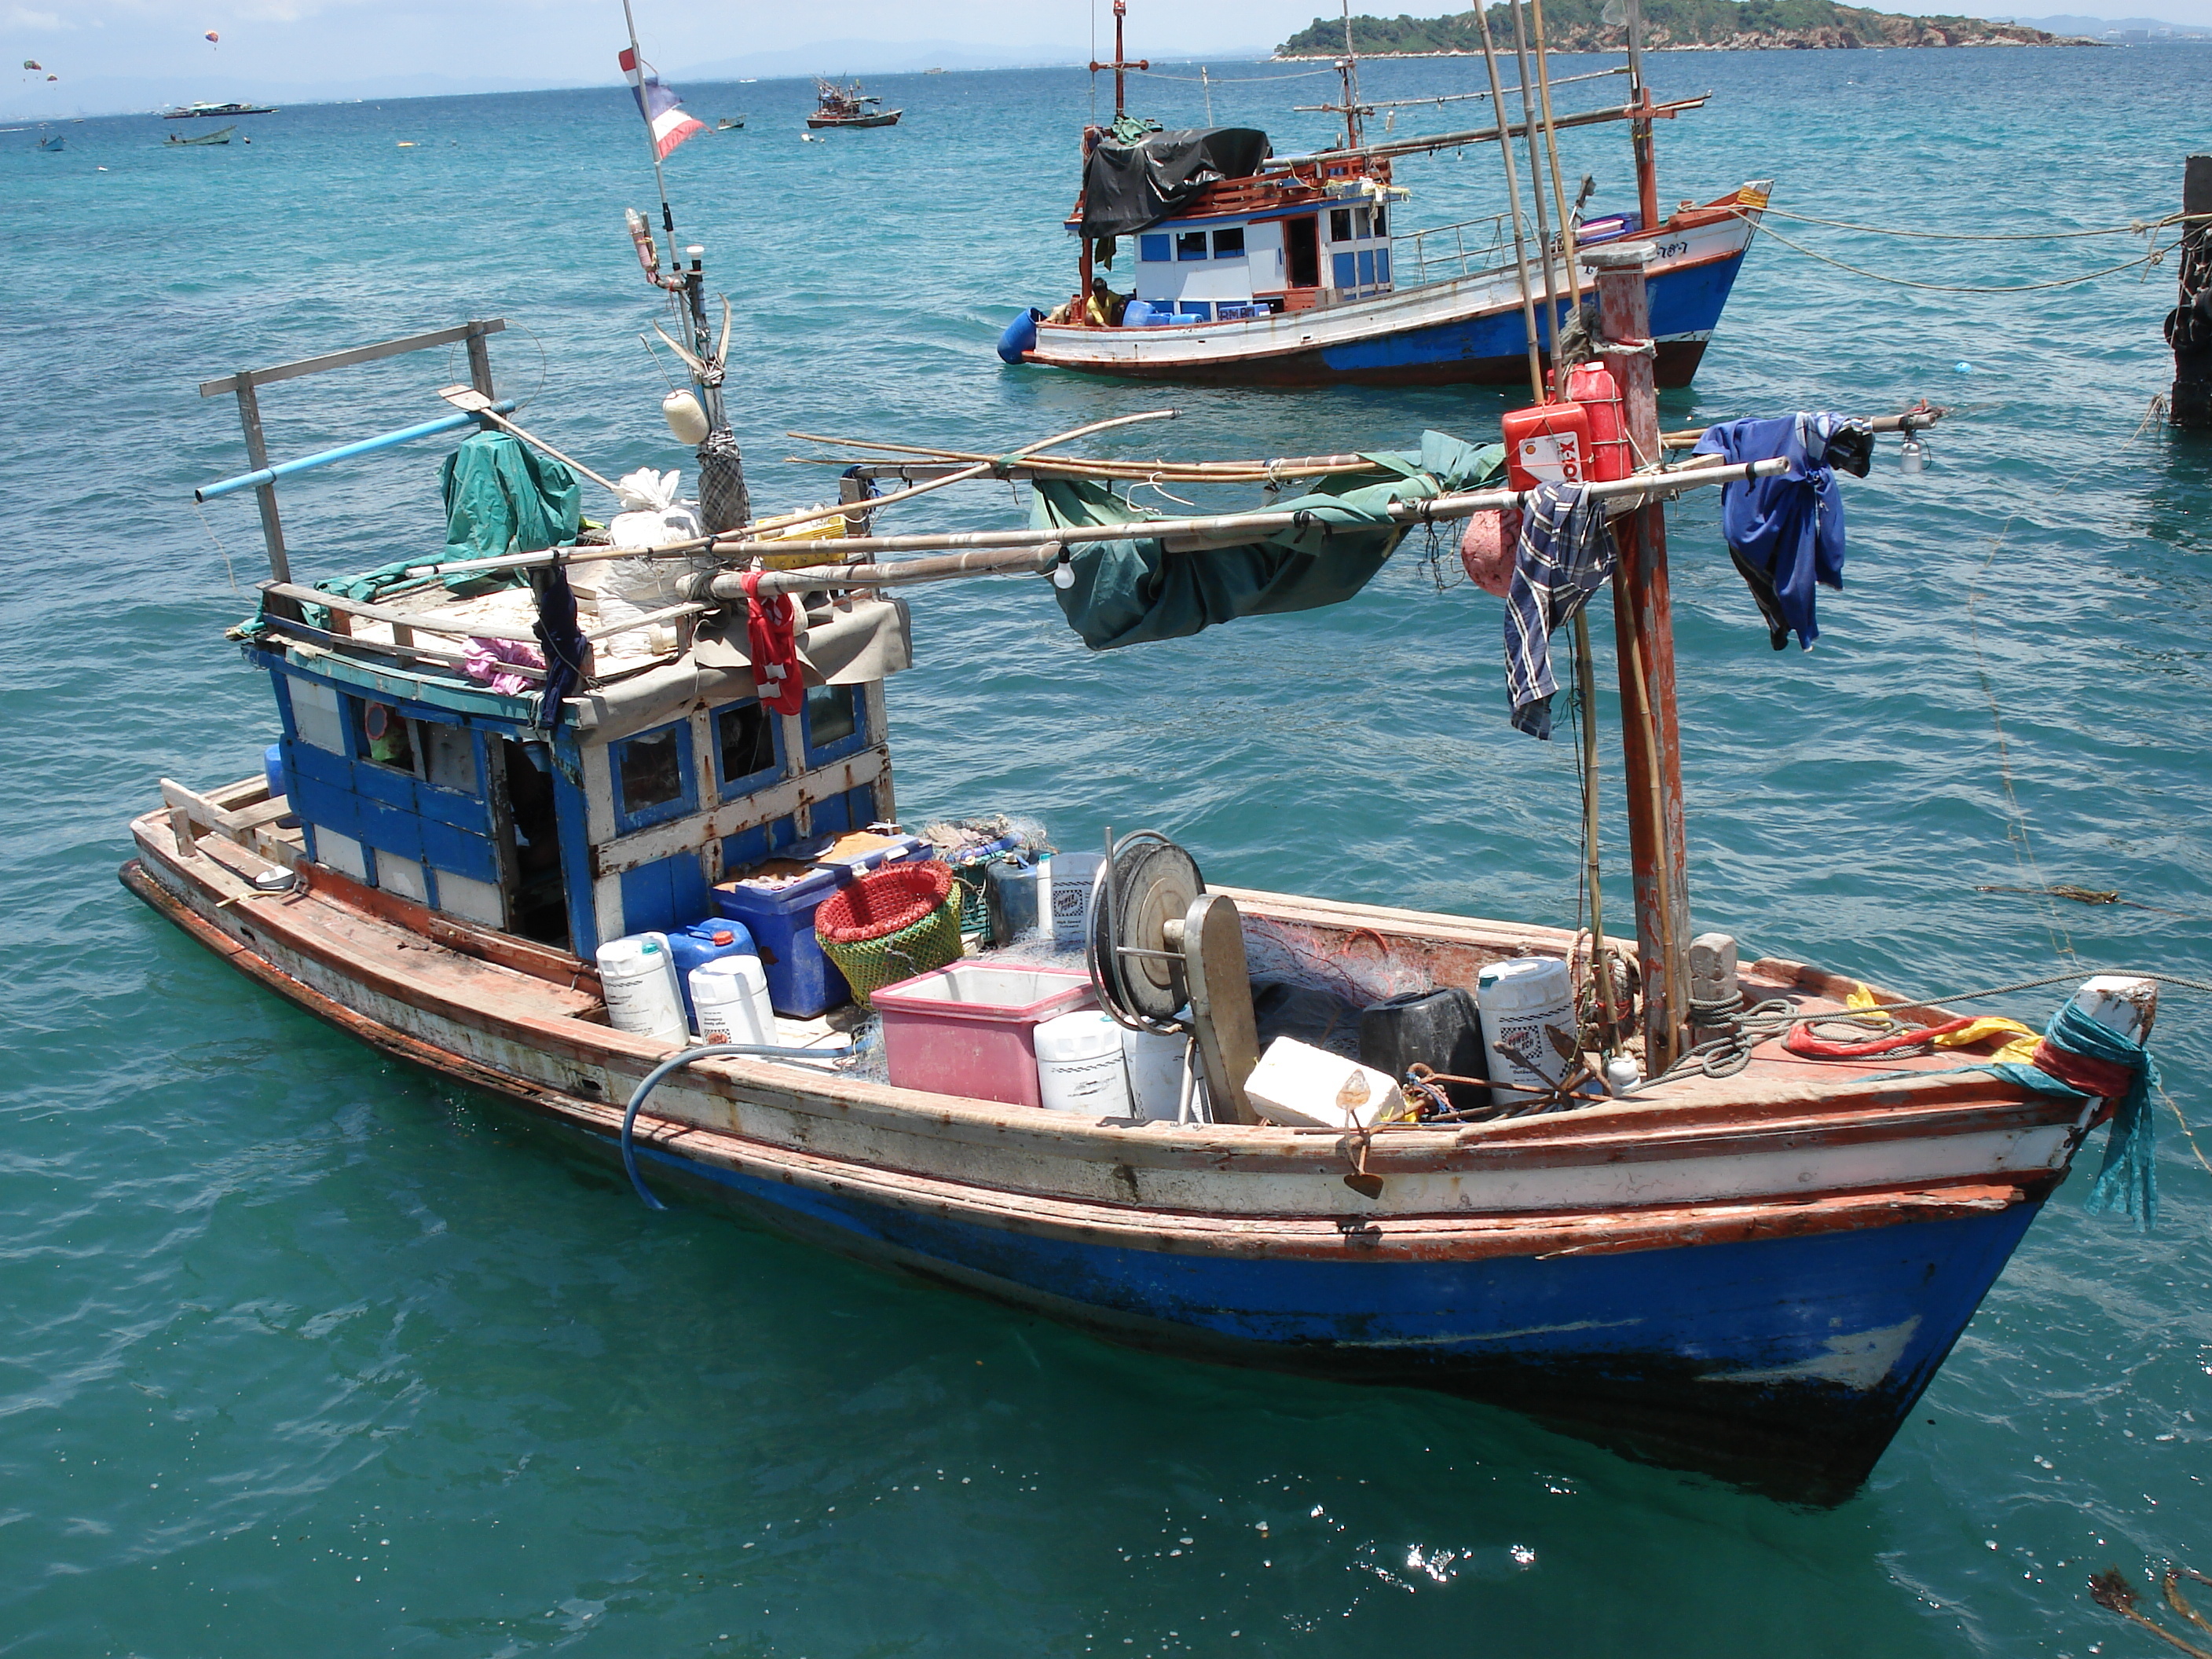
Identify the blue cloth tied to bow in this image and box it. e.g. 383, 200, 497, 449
1691, 413, 1863, 650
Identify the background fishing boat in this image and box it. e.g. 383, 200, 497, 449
808, 77, 901, 129
165, 124, 235, 146
1002, 0, 1761, 387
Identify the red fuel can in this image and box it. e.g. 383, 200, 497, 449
1562, 361, 1631, 482
1502, 401, 1590, 492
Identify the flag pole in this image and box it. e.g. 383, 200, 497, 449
621, 0, 683, 273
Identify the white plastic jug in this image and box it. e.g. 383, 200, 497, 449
1040, 851, 1104, 951
1475, 957, 1577, 1107
691, 954, 775, 1047
1122, 1027, 1189, 1121
597, 932, 686, 1042
1034, 1011, 1133, 1115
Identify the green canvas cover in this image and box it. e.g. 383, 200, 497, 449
1034, 430, 1504, 650
437, 430, 581, 566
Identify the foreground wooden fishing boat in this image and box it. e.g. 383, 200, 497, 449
131, 77, 2162, 1496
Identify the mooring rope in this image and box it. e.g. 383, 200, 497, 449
1752, 203, 2206, 243
1730, 209, 2178, 294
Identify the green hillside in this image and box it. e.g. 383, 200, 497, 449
1277, 1, 2090, 53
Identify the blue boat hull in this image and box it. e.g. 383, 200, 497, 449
1027, 249, 1749, 390
624, 1128, 2045, 1500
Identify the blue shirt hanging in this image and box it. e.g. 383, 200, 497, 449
1692, 413, 1870, 651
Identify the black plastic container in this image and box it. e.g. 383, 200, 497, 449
1359, 987, 1489, 1109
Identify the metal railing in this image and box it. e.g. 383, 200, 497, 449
1392, 212, 1516, 286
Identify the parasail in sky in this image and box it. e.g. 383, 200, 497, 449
204, 30, 218, 44
23, 59, 41, 69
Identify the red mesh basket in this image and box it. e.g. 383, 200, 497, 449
814, 860, 954, 943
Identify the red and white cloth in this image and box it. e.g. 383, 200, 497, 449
742, 571, 806, 715
617, 47, 705, 160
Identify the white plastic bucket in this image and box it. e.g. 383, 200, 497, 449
1039, 851, 1104, 951
1033, 1010, 1133, 1115
691, 954, 775, 1047
597, 932, 686, 1042
1475, 957, 1577, 1106
1122, 1027, 1189, 1121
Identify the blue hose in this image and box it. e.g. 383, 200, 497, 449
619, 1042, 859, 1210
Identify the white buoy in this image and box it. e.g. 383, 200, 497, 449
596, 932, 685, 1042
661, 390, 709, 445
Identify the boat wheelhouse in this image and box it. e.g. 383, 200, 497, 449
1001, 0, 1763, 388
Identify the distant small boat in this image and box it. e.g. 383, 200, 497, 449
925, 66, 947, 73
807, 77, 901, 130
35, 126, 62, 152
166, 125, 235, 146
716, 117, 744, 130
164, 101, 276, 119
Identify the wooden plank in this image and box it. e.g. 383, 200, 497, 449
256, 614, 546, 680
233, 379, 291, 585
199, 319, 506, 397
159, 778, 203, 856
1595, 252, 1691, 1073
1186, 892, 1259, 1124
590, 746, 889, 878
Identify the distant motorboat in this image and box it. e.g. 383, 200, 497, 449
35, 126, 62, 152
163, 101, 276, 119
716, 117, 744, 130
166, 125, 235, 146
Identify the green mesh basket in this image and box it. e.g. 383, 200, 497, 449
816, 890, 965, 1010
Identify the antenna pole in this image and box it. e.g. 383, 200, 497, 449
1086, 0, 1148, 120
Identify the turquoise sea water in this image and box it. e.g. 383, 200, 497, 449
2, 44, 2209, 1657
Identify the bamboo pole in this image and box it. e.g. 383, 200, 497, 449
1506, 1, 1566, 369
423, 456, 1787, 580
747, 408, 1177, 537
1472, 2, 1547, 397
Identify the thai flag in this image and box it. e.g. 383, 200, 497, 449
619, 47, 705, 160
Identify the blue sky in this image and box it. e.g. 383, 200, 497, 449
7, 0, 2204, 115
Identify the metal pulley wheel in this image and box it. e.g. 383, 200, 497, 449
1085, 830, 1205, 1029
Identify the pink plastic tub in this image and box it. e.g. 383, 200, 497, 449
873, 963, 1097, 1107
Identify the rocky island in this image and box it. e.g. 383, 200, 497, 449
1276, 0, 2097, 54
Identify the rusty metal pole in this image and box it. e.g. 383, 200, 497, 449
2170, 153, 2212, 429
1588, 244, 1689, 1071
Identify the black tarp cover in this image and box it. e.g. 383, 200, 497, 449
1079, 126, 1271, 240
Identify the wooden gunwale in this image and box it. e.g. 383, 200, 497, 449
121, 848, 2049, 1264
130, 801, 2088, 1197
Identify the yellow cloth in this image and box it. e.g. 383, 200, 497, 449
1846, 984, 2038, 1063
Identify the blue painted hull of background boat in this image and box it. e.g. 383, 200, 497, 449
629, 1132, 2044, 1499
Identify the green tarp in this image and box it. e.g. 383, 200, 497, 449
438, 430, 580, 566
1034, 430, 1504, 650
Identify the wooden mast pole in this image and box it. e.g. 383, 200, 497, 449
1081, 0, 1148, 327
1624, 0, 1661, 236
1587, 244, 1690, 1071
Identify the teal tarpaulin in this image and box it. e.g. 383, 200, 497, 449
1033, 430, 1504, 650
438, 430, 581, 566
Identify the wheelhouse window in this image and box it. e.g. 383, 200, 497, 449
423, 723, 477, 795
1175, 231, 1208, 262
356, 699, 418, 774
1211, 227, 1245, 261
1138, 233, 1170, 262
1372, 204, 1388, 239
716, 699, 777, 786
1329, 207, 1353, 243
804, 684, 859, 749
613, 722, 694, 830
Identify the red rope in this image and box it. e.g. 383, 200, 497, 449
1782, 1016, 1978, 1060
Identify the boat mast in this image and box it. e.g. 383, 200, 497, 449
1080, 0, 1150, 325
621, 0, 746, 527
1624, 0, 1660, 233
1335, 0, 1365, 150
